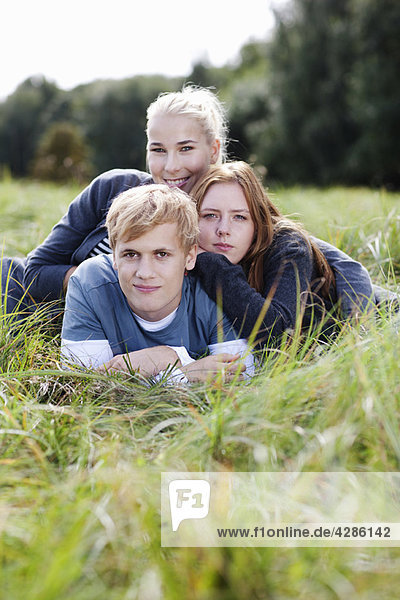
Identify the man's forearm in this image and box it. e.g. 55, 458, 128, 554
61, 341, 181, 374
101, 346, 182, 375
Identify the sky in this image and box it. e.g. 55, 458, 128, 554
1, 0, 284, 101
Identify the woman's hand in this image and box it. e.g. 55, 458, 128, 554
63, 266, 78, 293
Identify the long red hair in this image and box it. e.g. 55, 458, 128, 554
191, 161, 334, 296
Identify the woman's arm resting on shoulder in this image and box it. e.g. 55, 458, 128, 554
25, 174, 112, 301
193, 233, 314, 342
24, 169, 151, 301
192, 253, 267, 338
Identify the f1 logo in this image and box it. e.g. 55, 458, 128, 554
169, 480, 211, 531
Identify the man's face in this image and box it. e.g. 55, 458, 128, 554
113, 223, 197, 322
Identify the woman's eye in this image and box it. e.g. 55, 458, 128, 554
234, 214, 247, 221
181, 146, 193, 152
150, 147, 166, 153
201, 213, 217, 219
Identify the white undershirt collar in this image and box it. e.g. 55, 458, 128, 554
132, 308, 178, 332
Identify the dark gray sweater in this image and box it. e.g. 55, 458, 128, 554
192, 230, 338, 343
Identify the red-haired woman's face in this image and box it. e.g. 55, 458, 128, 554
198, 182, 255, 264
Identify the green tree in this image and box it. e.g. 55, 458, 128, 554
0, 76, 60, 176
31, 122, 93, 184
347, 0, 400, 186
0, 75, 182, 178
188, 60, 233, 91
225, 42, 270, 163
258, 0, 356, 184
251, 0, 400, 186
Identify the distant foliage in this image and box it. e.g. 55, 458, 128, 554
0, 75, 181, 180
0, 0, 399, 187
0, 76, 60, 177
31, 122, 93, 184
347, 0, 400, 186
257, 0, 400, 187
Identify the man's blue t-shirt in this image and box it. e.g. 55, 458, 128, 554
61, 254, 238, 359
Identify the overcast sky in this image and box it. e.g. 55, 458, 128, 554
1, 0, 284, 100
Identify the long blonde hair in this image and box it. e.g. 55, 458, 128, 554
191, 162, 334, 296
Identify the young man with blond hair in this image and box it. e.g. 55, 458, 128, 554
61, 184, 253, 383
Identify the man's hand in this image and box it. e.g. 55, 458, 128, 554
181, 353, 244, 383
98, 346, 180, 375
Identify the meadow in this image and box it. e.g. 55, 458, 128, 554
1, 175, 400, 599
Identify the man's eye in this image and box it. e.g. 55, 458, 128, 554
124, 252, 137, 258
157, 251, 169, 258
150, 147, 166, 153
181, 146, 193, 152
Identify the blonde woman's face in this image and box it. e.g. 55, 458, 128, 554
147, 114, 220, 194
198, 182, 255, 265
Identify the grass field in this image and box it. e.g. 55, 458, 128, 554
1, 176, 400, 599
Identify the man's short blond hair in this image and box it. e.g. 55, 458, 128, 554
106, 184, 199, 253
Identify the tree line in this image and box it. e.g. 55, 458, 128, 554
0, 0, 399, 187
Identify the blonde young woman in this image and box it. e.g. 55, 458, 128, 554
2, 86, 375, 317
191, 161, 381, 343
